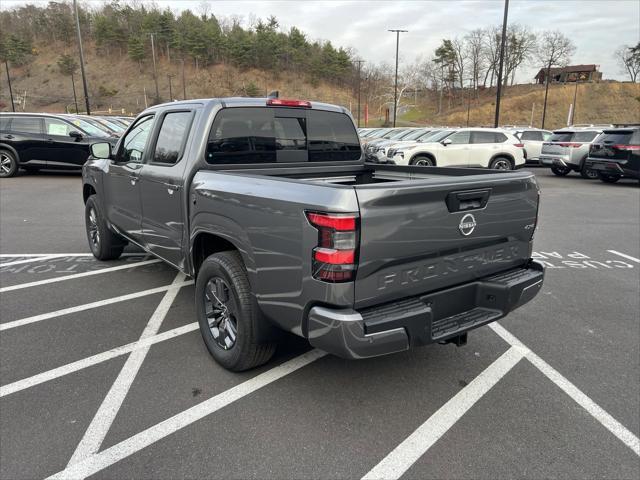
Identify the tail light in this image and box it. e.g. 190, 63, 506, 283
514, 143, 524, 148
267, 98, 312, 108
306, 212, 359, 282
558, 142, 582, 148
612, 144, 640, 151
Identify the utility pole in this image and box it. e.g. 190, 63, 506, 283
355, 59, 364, 127
530, 103, 535, 127
167, 74, 174, 101
150, 33, 160, 102
388, 29, 407, 127
541, 60, 552, 129
73, 0, 90, 115
181, 58, 187, 99
570, 80, 579, 125
493, 0, 509, 127
71, 72, 79, 114
466, 79, 473, 127
4, 60, 15, 112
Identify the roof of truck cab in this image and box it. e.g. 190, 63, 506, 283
142, 97, 348, 115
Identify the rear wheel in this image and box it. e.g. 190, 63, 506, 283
489, 157, 513, 170
598, 173, 621, 183
85, 195, 126, 260
551, 165, 571, 176
410, 156, 435, 166
196, 251, 276, 371
0, 150, 18, 178
580, 161, 598, 179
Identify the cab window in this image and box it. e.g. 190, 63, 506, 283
152, 111, 193, 165
118, 115, 154, 163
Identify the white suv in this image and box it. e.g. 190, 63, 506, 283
389, 128, 525, 170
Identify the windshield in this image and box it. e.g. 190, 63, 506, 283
402, 129, 429, 141
423, 130, 455, 142
598, 131, 634, 145
382, 129, 405, 139
66, 118, 110, 137
99, 118, 126, 132
388, 129, 414, 140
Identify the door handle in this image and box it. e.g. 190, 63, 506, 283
46, 138, 55, 143
4, 134, 14, 140
166, 183, 180, 195
128, 175, 139, 185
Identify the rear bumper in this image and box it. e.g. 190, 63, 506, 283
540, 155, 576, 169
585, 159, 639, 179
307, 260, 545, 359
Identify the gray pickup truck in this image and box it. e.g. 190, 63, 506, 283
82, 97, 544, 371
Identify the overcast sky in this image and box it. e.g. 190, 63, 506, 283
2, 0, 639, 81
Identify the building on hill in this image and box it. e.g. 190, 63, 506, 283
534, 65, 602, 84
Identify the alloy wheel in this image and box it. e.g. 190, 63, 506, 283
492, 159, 511, 170
88, 208, 100, 249
204, 277, 238, 350
0, 153, 13, 176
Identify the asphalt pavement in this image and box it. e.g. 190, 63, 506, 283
0, 168, 638, 479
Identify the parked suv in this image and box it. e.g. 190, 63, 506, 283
539, 128, 603, 178
585, 127, 640, 183
0, 112, 118, 177
389, 128, 525, 170
509, 128, 552, 164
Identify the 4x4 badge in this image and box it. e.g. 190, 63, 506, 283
459, 213, 477, 236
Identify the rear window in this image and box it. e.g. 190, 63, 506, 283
572, 131, 598, 142
206, 107, 361, 164
10, 117, 42, 134
598, 131, 636, 145
549, 131, 574, 142
520, 131, 543, 141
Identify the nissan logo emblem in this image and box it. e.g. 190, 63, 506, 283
459, 213, 477, 236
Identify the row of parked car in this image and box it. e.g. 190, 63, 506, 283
358, 124, 640, 183
0, 112, 133, 177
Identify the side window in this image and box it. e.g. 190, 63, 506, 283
495, 133, 507, 143
542, 131, 553, 141
448, 131, 470, 144
119, 115, 154, 163
10, 117, 43, 134
471, 131, 496, 144
45, 118, 74, 136
152, 111, 192, 165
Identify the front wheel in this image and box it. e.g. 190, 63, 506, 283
598, 173, 621, 183
410, 156, 435, 167
551, 165, 571, 176
84, 196, 126, 260
489, 157, 513, 170
196, 251, 276, 371
0, 150, 18, 178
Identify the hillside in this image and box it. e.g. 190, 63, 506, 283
0, 42, 356, 115
394, 82, 640, 130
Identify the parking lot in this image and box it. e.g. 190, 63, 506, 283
0, 169, 639, 479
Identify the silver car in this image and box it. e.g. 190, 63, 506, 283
539, 128, 604, 178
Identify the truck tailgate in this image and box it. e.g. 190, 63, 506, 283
353, 171, 539, 308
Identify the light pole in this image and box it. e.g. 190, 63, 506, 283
388, 29, 407, 127
494, 0, 509, 127
355, 59, 364, 127
149, 33, 160, 102
73, 0, 91, 115
181, 58, 187, 100
466, 79, 473, 127
4, 60, 15, 112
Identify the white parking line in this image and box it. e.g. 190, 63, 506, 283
47, 349, 326, 480
489, 323, 640, 457
607, 250, 640, 264
0, 255, 71, 267
68, 273, 186, 467
0, 253, 148, 258
361, 347, 524, 480
0, 259, 162, 293
0, 281, 194, 331
0, 323, 199, 398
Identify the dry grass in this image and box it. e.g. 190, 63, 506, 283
1, 42, 356, 114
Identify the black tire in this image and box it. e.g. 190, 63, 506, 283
598, 173, 621, 183
489, 157, 513, 170
410, 156, 435, 167
551, 165, 571, 176
579, 161, 598, 179
196, 251, 276, 371
85, 195, 126, 260
0, 150, 18, 178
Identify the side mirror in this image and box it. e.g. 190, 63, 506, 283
69, 130, 83, 140
90, 142, 112, 160
441, 138, 453, 146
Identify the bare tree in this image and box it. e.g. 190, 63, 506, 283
536, 30, 576, 128
616, 43, 640, 82
503, 24, 537, 87
483, 26, 501, 87
465, 29, 486, 92
451, 37, 467, 90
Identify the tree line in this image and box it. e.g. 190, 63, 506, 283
0, 1, 354, 87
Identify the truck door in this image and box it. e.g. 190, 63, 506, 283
138, 110, 194, 269
103, 114, 155, 242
